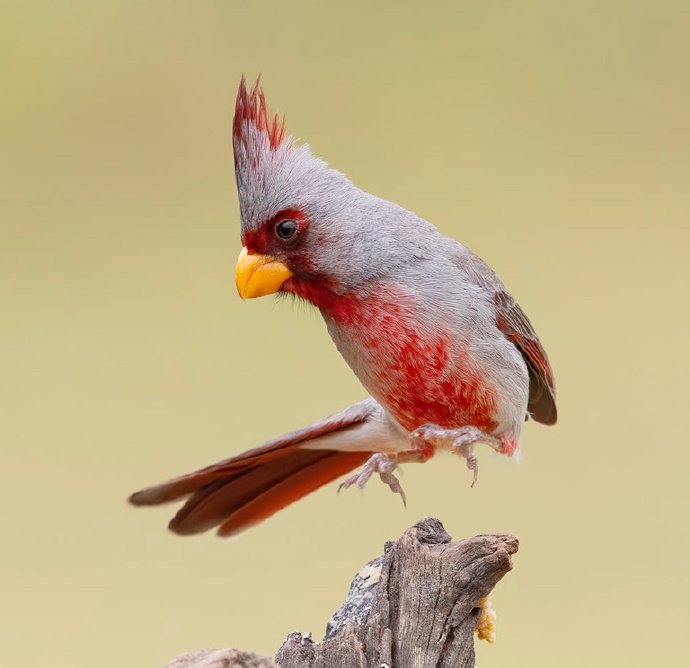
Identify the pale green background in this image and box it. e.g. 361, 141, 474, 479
2, 1, 689, 666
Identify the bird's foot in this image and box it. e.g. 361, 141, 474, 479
411, 423, 502, 488
338, 453, 406, 506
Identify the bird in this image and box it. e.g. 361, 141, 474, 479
129, 76, 557, 538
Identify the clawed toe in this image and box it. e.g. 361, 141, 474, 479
338, 453, 406, 505
411, 423, 498, 487
455, 442, 479, 487
379, 469, 406, 506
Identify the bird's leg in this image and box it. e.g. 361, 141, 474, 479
338, 452, 407, 505
411, 424, 502, 487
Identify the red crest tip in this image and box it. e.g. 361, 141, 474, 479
233, 75, 287, 151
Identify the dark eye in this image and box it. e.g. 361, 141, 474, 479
275, 219, 298, 241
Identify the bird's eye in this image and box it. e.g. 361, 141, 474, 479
275, 219, 298, 241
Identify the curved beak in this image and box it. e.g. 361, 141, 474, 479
235, 247, 293, 299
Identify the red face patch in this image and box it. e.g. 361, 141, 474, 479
242, 208, 309, 256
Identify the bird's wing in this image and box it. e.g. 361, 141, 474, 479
451, 246, 557, 425
493, 290, 557, 425
129, 398, 406, 537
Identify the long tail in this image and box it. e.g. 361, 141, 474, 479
129, 399, 405, 537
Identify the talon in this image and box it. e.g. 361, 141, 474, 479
380, 470, 406, 507
455, 442, 479, 487
338, 453, 406, 504
467, 450, 479, 488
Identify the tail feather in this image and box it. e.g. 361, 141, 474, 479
215, 450, 368, 537
129, 441, 324, 507
169, 449, 364, 536
128, 398, 403, 536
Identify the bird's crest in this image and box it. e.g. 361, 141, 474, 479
233, 76, 287, 166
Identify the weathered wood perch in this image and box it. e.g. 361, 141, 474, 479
168, 518, 518, 668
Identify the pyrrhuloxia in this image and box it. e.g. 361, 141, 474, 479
129, 77, 557, 537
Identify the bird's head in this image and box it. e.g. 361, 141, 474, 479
232, 76, 431, 309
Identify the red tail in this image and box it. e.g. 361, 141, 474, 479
129, 401, 380, 536
132, 446, 367, 536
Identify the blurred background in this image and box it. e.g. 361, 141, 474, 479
2, 1, 689, 666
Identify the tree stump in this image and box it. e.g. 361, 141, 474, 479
168, 518, 519, 668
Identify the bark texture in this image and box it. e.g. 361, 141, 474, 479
167, 518, 518, 668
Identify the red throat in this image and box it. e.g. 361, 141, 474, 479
287, 280, 500, 434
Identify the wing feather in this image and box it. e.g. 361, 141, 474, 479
451, 246, 557, 425
494, 290, 557, 425
128, 398, 392, 536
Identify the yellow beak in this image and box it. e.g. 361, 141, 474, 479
235, 247, 293, 299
